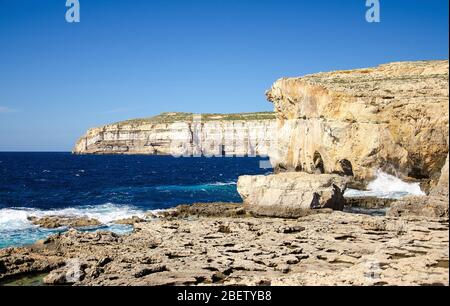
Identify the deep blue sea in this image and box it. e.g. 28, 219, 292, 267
0, 152, 270, 248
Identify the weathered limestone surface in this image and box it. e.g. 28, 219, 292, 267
16, 60, 446, 286
0, 208, 448, 286
238, 173, 348, 218
387, 196, 449, 219
266, 60, 449, 184
73, 112, 277, 157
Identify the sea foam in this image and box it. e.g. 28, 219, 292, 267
345, 170, 425, 199
0, 203, 146, 248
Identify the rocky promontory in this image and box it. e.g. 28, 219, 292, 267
266, 60, 448, 185
237, 60, 449, 217
73, 112, 277, 156
1, 60, 448, 286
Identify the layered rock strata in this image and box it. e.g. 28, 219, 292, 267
237, 60, 449, 216
265, 60, 449, 184
73, 112, 277, 157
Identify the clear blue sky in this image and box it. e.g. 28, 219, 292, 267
0, 0, 448, 151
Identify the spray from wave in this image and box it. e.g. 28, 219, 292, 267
0, 203, 145, 230
0, 203, 147, 248
0, 181, 239, 248
345, 170, 425, 199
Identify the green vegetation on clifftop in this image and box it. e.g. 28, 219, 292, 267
112, 112, 276, 126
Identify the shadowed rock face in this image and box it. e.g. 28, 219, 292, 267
431, 155, 449, 198
266, 60, 449, 184
388, 154, 449, 219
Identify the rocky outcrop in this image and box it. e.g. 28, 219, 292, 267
388, 154, 449, 219
155, 203, 247, 219
234, 60, 448, 218
266, 60, 449, 185
114, 216, 146, 226
237, 173, 348, 218
1, 208, 448, 286
73, 112, 277, 157
27, 216, 101, 229
387, 196, 449, 219
345, 197, 396, 209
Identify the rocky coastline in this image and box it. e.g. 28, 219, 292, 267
1, 60, 448, 286
0, 200, 448, 286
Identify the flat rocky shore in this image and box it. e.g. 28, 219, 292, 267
0, 203, 448, 286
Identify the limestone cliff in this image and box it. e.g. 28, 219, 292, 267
265, 60, 449, 184
73, 112, 277, 156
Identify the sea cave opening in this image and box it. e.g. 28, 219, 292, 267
313, 151, 325, 174
339, 159, 354, 176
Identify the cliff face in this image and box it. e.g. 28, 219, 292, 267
73, 112, 277, 157
265, 60, 449, 184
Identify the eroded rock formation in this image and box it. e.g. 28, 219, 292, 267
431, 154, 449, 198
266, 60, 449, 184
1, 207, 448, 286
387, 196, 449, 219
27, 216, 101, 229
388, 154, 449, 219
237, 60, 448, 217
238, 173, 348, 218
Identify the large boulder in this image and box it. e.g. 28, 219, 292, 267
237, 173, 348, 218
266, 60, 449, 185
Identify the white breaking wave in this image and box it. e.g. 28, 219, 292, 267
0, 203, 146, 232
0, 208, 35, 231
345, 170, 425, 199
209, 181, 237, 186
